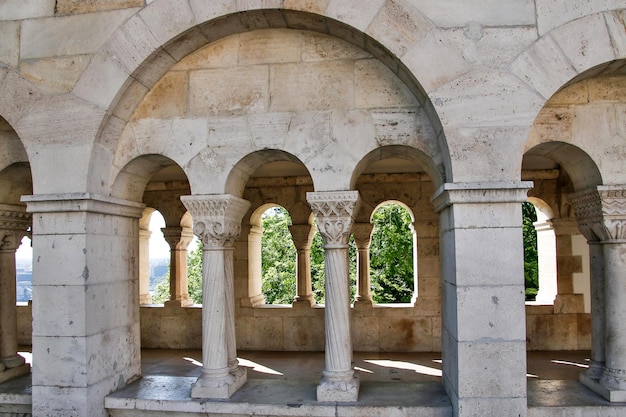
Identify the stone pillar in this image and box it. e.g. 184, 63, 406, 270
138, 228, 152, 305
352, 222, 374, 307
162, 226, 194, 307
289, 223, 315, 307
551, 218, 585, 313
181, 194, 250, 399
245, 225, 265, 307
0, 204, 31, 383
432, 182, 531, 417
307, 191, 360, 402
533, 218, 558, 304
23, 194, 144, 417
572, 186, 626, 402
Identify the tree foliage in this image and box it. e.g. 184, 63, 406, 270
522, 202, 539, 301
261, 207, 297, 304
369, 204, 414, 303
151, 242, 203, 304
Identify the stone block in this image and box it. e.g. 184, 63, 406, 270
457, 396, 527, 417
132, 71, 188, 119
510, 35, 577, 100
236, 316, 284, 350
139, 0, 196, 46
0, 0, 54, 20
606, 10, 626, 58
283, 315, 325, 351
283, 0, 329, 14
535, 0, 614, 35
130, 118, 171, 155
548, 82, 589, 105
166, 118, 210, 167
589, 76, 626, 101
174, 36, 239, 70
190, 66, 269, 116
355, 59, 418, 109
330, 109, 377, 160
444, 26, 536, 69
456, 341, 527, 397
103, 15, 161, 77
55, 0, 143, 15
188, 0, 238, 24
552, 13, 615, 73
269, 61, 354, 112
380, 317, 433, 351
20, 9, 136, 60
366, 0, 434, 58
19, 55, 91, 94
239, 29, 303, 65
302, 31, 371, 62
352, 316, 380, 351
526, 313, 578, 350
133, 49, 177, 88
112, 80, 149, 121
0, 21, 19, 68
73, 50, 133, 111
455, 285, 526, 342
325, 0, 384, 32
416, 0, 535, 27
317, 377, 360, 402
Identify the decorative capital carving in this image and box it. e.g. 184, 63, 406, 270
161, 226, 195, 250
306, 191, 360, 247
0, 204, 32, 251
352, 223, 374, 248
569, 186, 626, 242
288, 224, 314, 250
181, 195, 250, 249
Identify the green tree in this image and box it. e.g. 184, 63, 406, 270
523, 202, 539, 301
309, 231, 356, 305
369, 203, 414, 303
150, 242, 203, 304
261, 207, 297, 304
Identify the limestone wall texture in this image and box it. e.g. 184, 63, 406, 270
1, 1, 625, 416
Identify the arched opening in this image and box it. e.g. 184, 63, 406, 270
147, 210, 171, 304
0, 117, 33, 384
369, 201, 415, 304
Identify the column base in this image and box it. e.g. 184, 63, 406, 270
292, 297, 315, 308
0, 363, 29, 384
580, 370, 626, 402
190, 368, 247, 399
317, 374, 360, 402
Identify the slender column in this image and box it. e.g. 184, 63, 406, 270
572, 186, 626, 402
289, 223, 316, 307
432, 182, 531, 417
551, 218, 585, 313
162, 226, 194, 307
352, 223, 374, 307
245, 225, 265, 307
533, 218, 557, 304
0, 204, 31, 383
181, 194, 250, 399
307, 191, 360, 402
138, 228, 152, 304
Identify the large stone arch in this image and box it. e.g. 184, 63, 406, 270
73, 1, 462, 196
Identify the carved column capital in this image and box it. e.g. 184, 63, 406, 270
352, 223, 374, 249
0, 204, 32, 251
569, 186, 626, 242
306, 191, 360, 247
288, 224, 314, 250
181, 195, 250, 249
161, 226, 195, 250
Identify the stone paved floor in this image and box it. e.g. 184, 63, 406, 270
3, 349, 626, 416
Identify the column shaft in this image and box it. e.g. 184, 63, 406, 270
307, 191, 360, 402
289, 224, 315, 306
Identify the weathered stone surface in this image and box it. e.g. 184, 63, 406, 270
55, 0, 143, 15
535, 0, 623, 35
19, 55, 91, 94
412, 0, 535, 28
133, 71, 188, 119
355, 59, 418, 109
20, 8, 137, 59
0, 21, 19, 68
174, 36, 239, 70
239, 29, 302, 65
0, 0, 54, 20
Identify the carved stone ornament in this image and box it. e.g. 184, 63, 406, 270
0, 204, 32, 251
307, 191, 360, 247
569, 186, 626, 242
288, 224, 314, 250
180, 195, 251, 249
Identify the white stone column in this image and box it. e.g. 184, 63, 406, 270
289, 223, 316, 307
181, 194, 250, 399
352, 222, 374, 307
533, 217, 558, 304
23, 194, 144, 417
572, 186, 626, 402
162, 226, 194, 307
431, 182, 531, 417
307, 191, 360, 402
0, 204, 31, 384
